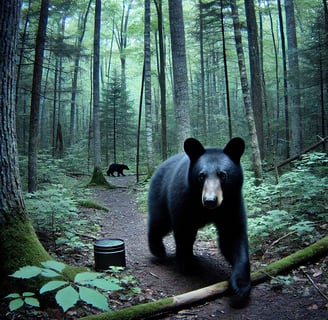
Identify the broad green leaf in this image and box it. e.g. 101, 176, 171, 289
41, 261, 65, 273
10, 266, 42, 279
25, 297, 40, 308
55, 285, 79, 312
90, 278, 123, 291
9, 298, 24, 311
78, 286, 109, 311
22, 292, 35, 297
5, 293, 20, 299
74, 272, 103, 283
40, 280, 68, 294
41, 268, 61, 278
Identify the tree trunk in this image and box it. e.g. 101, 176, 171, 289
89, 0, 110, 187
277, 0, 290, 158
70, 0, 92, 146
27, 0, 49, 192
230, 0, 263, 185
220, 0, 232, 139
80, 236, 328, 320
154, 0, 167, 160
244, 0, 264, 157
144, 0, 154, 173
285, 0, 302, 156
198, 0, 207, 140
168, 0, 191, 148
0, 0, 50, 290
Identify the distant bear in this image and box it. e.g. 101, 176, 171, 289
148, 137, 251, 306
107, 163, 129, 177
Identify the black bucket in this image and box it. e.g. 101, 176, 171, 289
94, 238, 126, 271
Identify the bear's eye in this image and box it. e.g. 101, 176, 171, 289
218, 171, 227, 181
199, 172, 207, 182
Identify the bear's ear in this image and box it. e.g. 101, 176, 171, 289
184, 138, 206, 161
223, 137, 245, 163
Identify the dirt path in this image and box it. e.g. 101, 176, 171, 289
93, 175, 327, 319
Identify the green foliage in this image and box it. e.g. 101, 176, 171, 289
5, 292, 40, 311
8, 261, 125, 313
25, 185, 78, 235
245, 152, 328, 252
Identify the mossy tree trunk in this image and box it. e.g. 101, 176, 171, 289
0, 0, 51, 295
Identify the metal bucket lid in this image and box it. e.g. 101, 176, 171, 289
94, 238, 124, 250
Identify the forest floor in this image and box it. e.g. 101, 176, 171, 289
3, 174, 328, 319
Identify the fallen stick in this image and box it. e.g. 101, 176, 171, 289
80, 235, 328, 320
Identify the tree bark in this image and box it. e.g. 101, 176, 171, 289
70, 0, 92, 146
0, 0, 50, 288
244, 0, 264, 157
154, 0, 167, 160
27, 0, 49, 192
285, 0, 302, 156
89, 0, 111, 187
230, 0, 263, 185
144, 0, 154, 173
168, 0, 191, 148
80, 236, 328, 320
277, 0, 290, 158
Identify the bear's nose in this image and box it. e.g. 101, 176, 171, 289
203, 196, 218, 209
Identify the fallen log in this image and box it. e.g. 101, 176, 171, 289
80, 236, 328, 320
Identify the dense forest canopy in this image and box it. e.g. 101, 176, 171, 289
15, 0, 327, 177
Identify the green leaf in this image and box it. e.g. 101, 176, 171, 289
90, 278, 123, 291
22, 292, 35, 297
5, 293, 20, 299
55, 285, 79, 312
41, 260, 65, 273
10, 266, 42, 279
9, 298, 24, 311
25, 297, 40, 308
78, 286, 109, 311
40, 280, 68, 294
41, 268, 61, 278
74, 272, 103, 284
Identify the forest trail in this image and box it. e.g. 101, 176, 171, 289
91, 174, 327, 320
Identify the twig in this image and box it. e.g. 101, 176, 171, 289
150, 272, 160, 279
270, 231, 297, 247
303, 271, 328, 302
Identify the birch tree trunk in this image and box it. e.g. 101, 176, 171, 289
230, 0, 263, 185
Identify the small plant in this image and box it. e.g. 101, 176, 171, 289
5, 292, 40, 311
8, 261, 123, 312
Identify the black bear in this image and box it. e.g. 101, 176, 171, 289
148, 137, 251, 306
107, 163, 129, 177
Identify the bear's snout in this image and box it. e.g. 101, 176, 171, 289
202, 178, 223, 209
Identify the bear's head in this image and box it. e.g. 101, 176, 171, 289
184, 137, 245, 209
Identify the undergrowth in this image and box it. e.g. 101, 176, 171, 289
244, 152, 328, 254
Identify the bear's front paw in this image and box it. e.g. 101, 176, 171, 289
149, 241, 166, 258
229, 276, 251, 308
